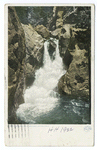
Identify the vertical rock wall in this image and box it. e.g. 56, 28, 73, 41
8, 7, 26, 123
21, 24, 44, 87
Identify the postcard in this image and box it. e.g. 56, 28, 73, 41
4, 3, 94, 146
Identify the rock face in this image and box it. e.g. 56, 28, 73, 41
49, 7, 76, 70
49, 6, 91, 99
58, 29, 90, 99
50, 28, 61, 38
35, 25, 50, 39
48, 39, 56, 60
49, 6, 91, 30
22, 24, 44, 87
15, 7, 53, 27
8, 7, 26, 123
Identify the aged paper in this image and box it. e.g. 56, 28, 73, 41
4, 3, 94, 146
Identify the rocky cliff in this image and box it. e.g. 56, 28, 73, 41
49, 6, 91, 99
8, 7, 26, 123
21, 24, 45, 87
58, 30, 90, 99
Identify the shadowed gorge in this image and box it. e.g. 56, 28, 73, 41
8, 6, 91, 124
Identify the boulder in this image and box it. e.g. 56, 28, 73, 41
50, 28, 61, 38
35, 25, 50, 39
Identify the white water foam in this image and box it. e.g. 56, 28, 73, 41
16, 38, 66, 123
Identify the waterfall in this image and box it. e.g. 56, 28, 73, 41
16, 38, 66, 123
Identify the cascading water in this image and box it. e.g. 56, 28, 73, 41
16, 38, 66, 123
16, 38, 90, 124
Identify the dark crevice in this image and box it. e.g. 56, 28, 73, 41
75, 75, 85, 83
8, 59, 18, 72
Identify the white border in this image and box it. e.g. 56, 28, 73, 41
4, 3, 94, 6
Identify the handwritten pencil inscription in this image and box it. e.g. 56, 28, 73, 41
48, 127, 74, 133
